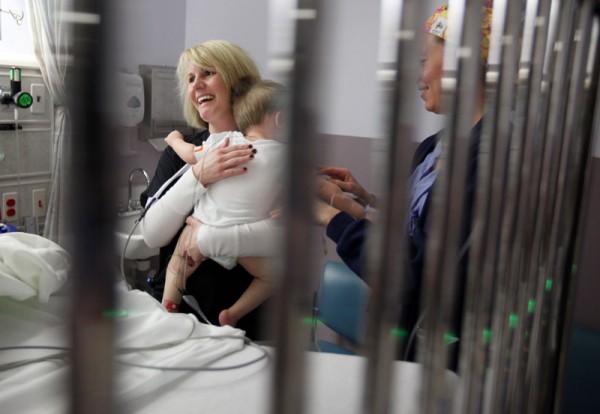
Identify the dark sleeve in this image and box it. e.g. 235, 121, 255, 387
326, 211, 370, 278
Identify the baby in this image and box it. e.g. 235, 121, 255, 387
162, 80, 285, 327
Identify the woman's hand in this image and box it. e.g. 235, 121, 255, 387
317, 175, 367, 219
182, 216, 207, 264
318, 166, 376, 207
192, 137, 256, 186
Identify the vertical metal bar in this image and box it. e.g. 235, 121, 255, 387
456, 1, 524, 412
419, 1, 483, 412
488, 1, 552, 410
551, 12, 600, 413
269, 1, 320, 414
526, 1, 595, 412
503, 0, 578, 411
485, 0, 557, 412
517, 0, 577, 409
361, 1, 428, 413
67, 1, 118, 414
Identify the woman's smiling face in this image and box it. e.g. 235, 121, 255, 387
186, 64, 234, 132
418, 34, 445, 114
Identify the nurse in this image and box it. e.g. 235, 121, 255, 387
315, 1, 494, 365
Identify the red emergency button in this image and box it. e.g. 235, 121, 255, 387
7, 208, 16, 217
6, 199, 15, 207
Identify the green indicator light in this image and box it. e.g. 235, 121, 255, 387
102, 309, 129, 319
545, 279, 553, 292
302, 316, 321, 325
572, 264, 578, 273
17, 93, 32, 108
509, 313, 519, 329
483, 329, 493, 343
444, 332, 459, 345
528, 299, 536, 313
391, 328, 409, 338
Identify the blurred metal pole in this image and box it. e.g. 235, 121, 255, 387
490, 0, 551, 412
360, 1, 427, 413
512, 0, 578, 410
497, 1, 555, 412
269, 1, 321, 414
551, 11, 600, 413
485, 0, 556, 412
456, 1, 523, 412
526, 1, 596, 412
67, 1, 118, 414
419, 0, 483, 412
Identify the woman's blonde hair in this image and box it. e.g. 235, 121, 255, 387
233, 79, 286, 135
176, 40, 261, 129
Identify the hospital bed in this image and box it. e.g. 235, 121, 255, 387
0, 232, 458, 413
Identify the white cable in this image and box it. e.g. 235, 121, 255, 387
0, 336, 269, 373
120, 217, 139, 289
404, 312, 427, 361
116, 336, 270, 372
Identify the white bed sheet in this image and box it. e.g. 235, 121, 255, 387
0, 233, 459, 413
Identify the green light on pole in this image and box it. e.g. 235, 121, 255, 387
483, 329, 493, 343
528, 299, 536, 313
391, 328, 409, 339
444, 332, 459, 345
545, 279, 553, 292
509, 313, 519, 329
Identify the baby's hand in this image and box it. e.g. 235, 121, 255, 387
164, 130, 184, 145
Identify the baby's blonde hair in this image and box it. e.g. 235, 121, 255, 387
176, 40, 261, 129
233, 80, 286, 135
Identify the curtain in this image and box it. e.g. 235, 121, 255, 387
26, 0, 71, 246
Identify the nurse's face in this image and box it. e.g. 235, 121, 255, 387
418, 34, 445, 114
186, 64, 233, 132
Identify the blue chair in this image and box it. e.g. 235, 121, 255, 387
311, 260, 371, 355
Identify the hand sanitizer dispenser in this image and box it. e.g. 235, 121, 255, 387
114, 72, 144, 127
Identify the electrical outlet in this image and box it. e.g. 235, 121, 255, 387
2, 192, 18, 223
31, 83, 46, 114
32, 188, 47, 217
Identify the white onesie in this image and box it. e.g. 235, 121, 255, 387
190, 131, 284, 268
140, 131, 284, 262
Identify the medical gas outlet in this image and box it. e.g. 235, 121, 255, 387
0, 68, 33, 109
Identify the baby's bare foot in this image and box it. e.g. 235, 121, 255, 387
218, 308, 239, 327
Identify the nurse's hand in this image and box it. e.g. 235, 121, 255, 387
192, 137, 256, 186
182, 216, 206, 264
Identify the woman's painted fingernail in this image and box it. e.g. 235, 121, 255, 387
248, 145, 253, 148
249, 154, 254, 159
243, 167, 248, 171
252, 149, 257, 154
